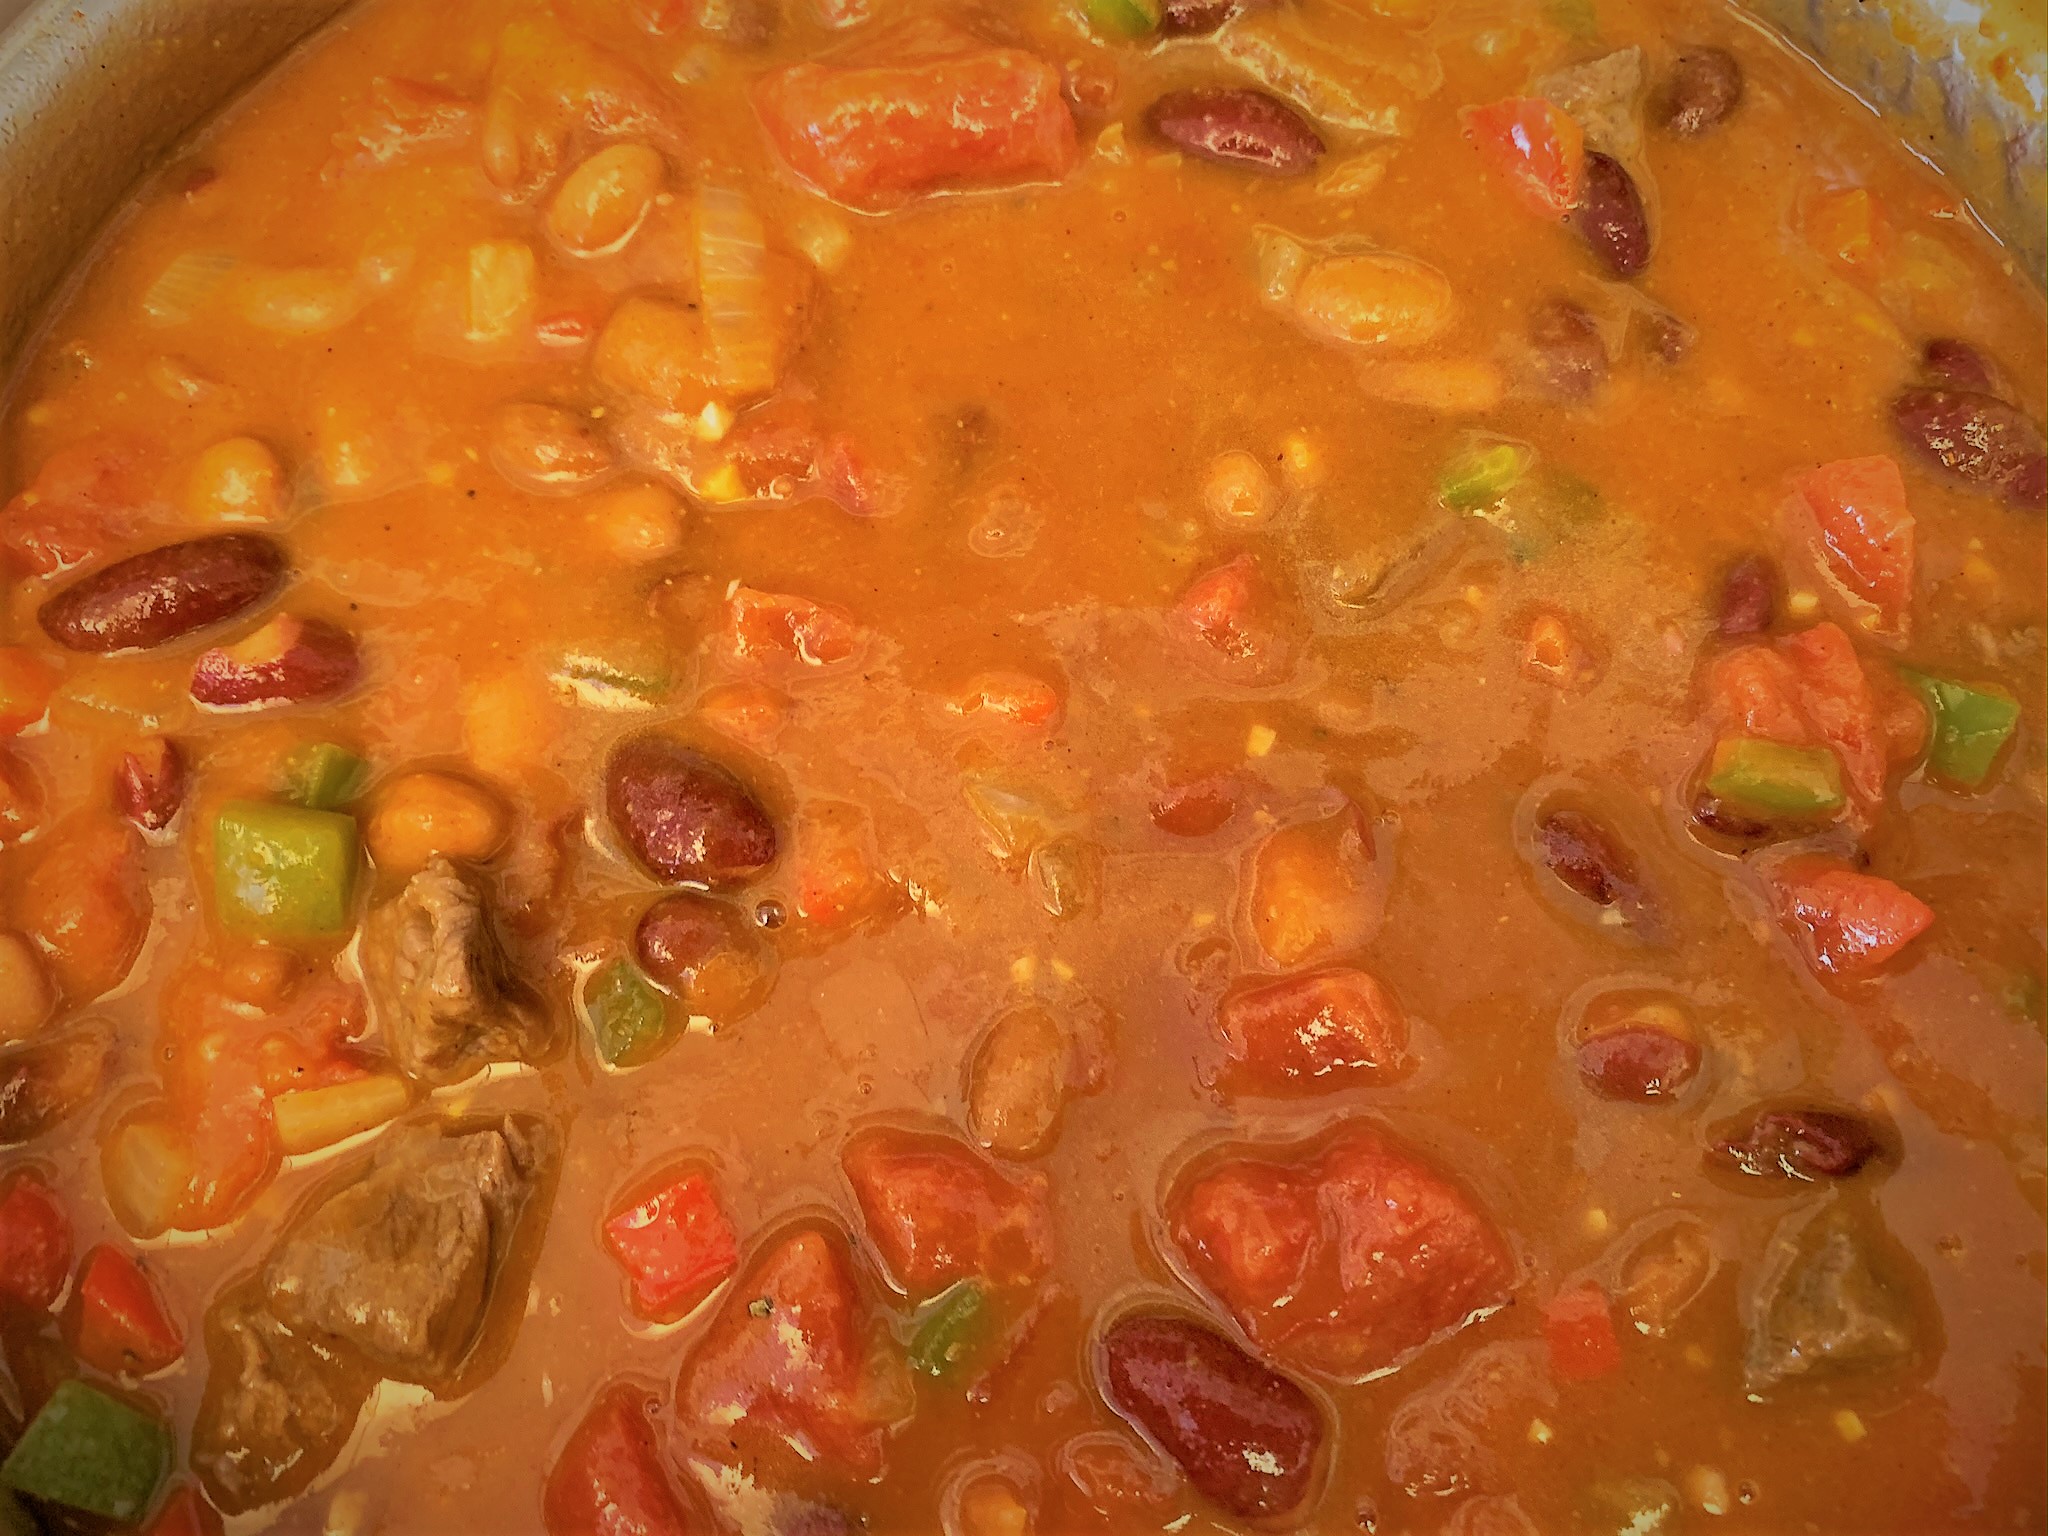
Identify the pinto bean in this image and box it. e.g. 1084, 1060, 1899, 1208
1527, 298, 1607, 401
1098, 1314, 1323, 1520
1146, 88, 1324, 176
1661, 48, 1743, 136
38, 533, 286, 653
606, 734, 777, 886
1892, 388, 2047, 509
115, 736, 185, 832
189, 615, 359, 709
1574, 152, 1650, 278
1715, 553, 1779, 636
967, 1006, 1071, 1159
1709, 1105, 1884, 1182
490, 403, 615, 494
1919, 337, 1998, 394
633, 892, 773, 1021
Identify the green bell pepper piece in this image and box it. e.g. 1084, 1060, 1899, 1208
1901, 670, 2020, 788
908, 1281, 988, 1378
1705, 737, 1846, 816
0, 1380, 170, 1522
280, 742, 369, 810
1439, 438, 1534, 512
585, 959, 671, 1067
214, 800, 359, 937
1087, 0, 1160, 37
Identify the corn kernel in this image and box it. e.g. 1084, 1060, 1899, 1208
1528, 1418, 1553, 1445
1787, 589, 1820, 616
1245, 723, 1277, 758
1581, 1206, 1610, 1236
1834, 1409, 1867, 1442
698, 460, 746, 503
1009, 954, 1036, 984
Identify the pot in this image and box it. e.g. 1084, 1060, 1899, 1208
0, 0, 2042, 376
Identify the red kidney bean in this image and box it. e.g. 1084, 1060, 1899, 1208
1639, 306, 1694, 364
0, 1021, 112, 1145
1919, 337, 1998, 395
1150, 774, 1239, 838
1576, 1024, 1699, 1101
1689, 791, 1777, 844
1528, 298, 1608, 401
1534, 808, 1641, 913
1160, 0, 1241, 33
1893, 388, 2047, 509
1099, 1314, 1323, 1520
1716, 553, 1779, 636
115, 736, 185, 832
189, 615, 360, 709
1661, 48, 1743, 136
1575, 152, 1650, 278
606, 735, 777, 886
1709, 1105, 1883, 1181
37, 533, 285, 653
634, 892, 773, 1020
1145, 88, 1324, 176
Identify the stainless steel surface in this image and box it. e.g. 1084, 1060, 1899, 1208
0, 0, 2040, 385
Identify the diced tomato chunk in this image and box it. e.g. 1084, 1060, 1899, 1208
0, 648, 58, 737
1461, 97, 1587, 219
1761, 854, 1934, 979
1707, 623, 1891, 810
1, 433, 163, 576
15, 815, 150, 1005
1542, 1284, 1621, 1382
1169, 1123, 1514, 1379
791, 801, 887, 929
1173, 554, 1291, 685
1214, 967, 1410, 1092
723, 586, 863, 670
327, 76, 476, 176
141, 1485, 226, 1536
753, 22, 1079, 210
952, 670, 1061, 727
696, 681, 790, 753
1785, 455, 1914, 639
675, 1224, 910, 1477
841, 1126, 1053, 1297
1244, 801, 1386, 968
603, 1166, 740, 1322
0, 1170, 70, 1310
544, 1380, 703, 1536
72, 1243, 184, 1375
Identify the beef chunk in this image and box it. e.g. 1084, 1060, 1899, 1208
361, 855, 550, 1084
194, 1299, 370, 1514
1743, 1201, 1916, 1391
264, 1119, 544, 1380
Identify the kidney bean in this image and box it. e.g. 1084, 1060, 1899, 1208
1145, 88, 1324, 176
1892, 388, 2047, 508
1709, 1105, 1884, 1182
0, 1021, 112, 1145
37, 533, 286, 653
1160, 0, 1240, 33
115, 736, 185, 832
634, 892, 773, 1021
1919, 337, 1998, 395
1689, 791, 1778, 844
1576, 1023, 1699, 1100
1527, 298, 1607, 401
1533, 808, 1642, 914
1715, 553, 1779, 636
606, 735, 777, 886
1151, 773, 1240, 838
189, 615, 360, 709
1099, 1314, 1323, 1520
1574, 152, 1650, 278
1661, 48, 1742, 136
490, 402, 616, 493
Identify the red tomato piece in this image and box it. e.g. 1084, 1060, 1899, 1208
603, 1167, 740, 1322
790, 801, 886, 929
141, 1485, 226, 1536
0, 648, 58, 736
1, 433, 163, 577
0, 1170, 70, 1310
544, 1380, 702, 1536
1706, 623, 1891, 810
723, 586, 863, 670
1169, 1123, 1515, 1379
1151, 772, 1241, 838
841, 1126, 1053, 1297
676, 1224, 910, 1477
1460, 97, 1587, 219
73, 1243, 184, 1375
1761, 854, 1935, 979
327, 76, 476, 176
15, 815, 150, 1005
1542, 1284, 1621, 1382
1244, 801, 1386, 968
1172, 554, 1290, 686
1214, 967, 1410, 1092
1785, 455, 1914, 639
953, 670, 1060, 727
753, 22, 1079, 210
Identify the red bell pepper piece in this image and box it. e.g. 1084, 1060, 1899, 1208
1543, 1283, 1622, 1382
74, 1244, 184, 1375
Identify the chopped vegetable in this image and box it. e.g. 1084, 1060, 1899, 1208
213, 800, 359, 937
584, 958, 672, 1068
279, 742, 368, 810
602, 1167, 740, 1320
550, 645, 671, 710
1705, 737, 1847, 817
465, 239, 537, 345
1460, 97, 1587, 218
0, 1171, 71, 1309
0, 648, 58, 736
1439, 438, 1535, 511
101, 1117, 196, 1238
1763, 855, 1934, 979
139, 1484, 224, 1536
1088, 0, 1161, 37
272, 1072, 411, 1154
908, 1281, 989, 1378
1900, 671, 2020, 787
74, 1244, 184, 1375
0, 1379, 171, 1522
1787, 456, 1914, 639
1543, 1284, 1622, 1381
695, 185, 778, 397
